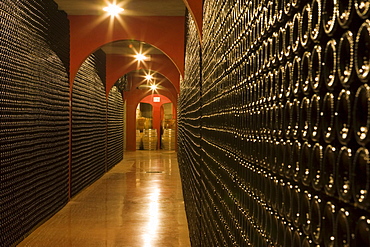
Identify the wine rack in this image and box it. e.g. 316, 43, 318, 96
107, 84, 124, 171
179, 0, 370, 246
71, 50, 107, 197
178, 12, 203, 247
0, 0, 70, 246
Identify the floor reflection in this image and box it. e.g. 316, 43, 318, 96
17, 150, 190, 247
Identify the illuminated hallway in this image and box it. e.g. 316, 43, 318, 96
17, 151, 190, 247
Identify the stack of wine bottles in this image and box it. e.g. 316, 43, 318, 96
107, 84, 125, 171
178, 13, 203, 247
71, 50, 107, 197
179, 0, 370, 246
0, 0, 70, 246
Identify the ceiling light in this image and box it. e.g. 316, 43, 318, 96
149, 84, 158, 91
134, 53, 148, 61
145, 74, 153, 81
103, 4, 124, 16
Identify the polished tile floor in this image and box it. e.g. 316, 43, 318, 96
17, 151, 191, 247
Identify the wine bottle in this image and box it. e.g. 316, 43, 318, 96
352, 147, 370, 208
321, 92, 335, 143
284, 0, 293, 16
300, 3, 312, 49
285, 20, 293, 58
354, 84, 370, 146
322, 201, 336, 247
338, 31, 355, 88
284, 223, 293, 247
355, 20, 370, 83
293, 56, 302, 97
310, 195, 323, 245
311, 0, 323, 42
323, 39, 338, 90
301, 141, 313, 186
335, 208, 353, 247
292, 230, 303, 247
323, 145, 337, 197
277, 102, 285, 139
264, 39, 271, 70
271, 33, 278, 67
278, 27, 286, 62
284, 100, 293, 139
338, 0, 354, 28
302, 236, 314, 247
310, 45, 323, 93
292, 12, 301, 54
354, 216, 370, 246
355, 0, 370, 19
300, 190, 311, 236
291, 185, 301, 228
282, 140, 292, 178
336, 89, 353, 145
336, 146, 353, 203
284, 181, 293, 222
309, 94, 321, 142
268, 71, 276, 102
276, 65, 285, 99
299, 98, 310, 141
301, 51, 312, 95
291, 140, 301, 182
312, 143, 324, 191
323, 0, 339, 36
277, 0, 286, 24
267, 0, 277, 28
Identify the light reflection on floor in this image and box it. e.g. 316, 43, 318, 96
17, 150, 190, 247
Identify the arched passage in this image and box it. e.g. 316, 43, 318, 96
69, 15, 185, 85
138, 94, 175, 149
106, 53, 180, 96
124, 71, 177, 151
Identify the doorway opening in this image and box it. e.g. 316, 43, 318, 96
136, 94, 176, 150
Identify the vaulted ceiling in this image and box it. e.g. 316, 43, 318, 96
54, 0, 186, 56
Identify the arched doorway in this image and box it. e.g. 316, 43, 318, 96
136, 94, 176, 150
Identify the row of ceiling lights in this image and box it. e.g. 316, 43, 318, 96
102, 2, 158, 92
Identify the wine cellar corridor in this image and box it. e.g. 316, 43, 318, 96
1, 0, 370, 246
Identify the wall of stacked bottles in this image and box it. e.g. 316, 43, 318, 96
107, 85, 124, 171
192, 0, 370, 246
71, 50, 107, 197
178, 13, 203, 247
0, 0, 70, 246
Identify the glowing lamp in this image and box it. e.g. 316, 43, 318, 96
103, 4, 124, 16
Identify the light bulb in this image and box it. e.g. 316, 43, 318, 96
103, 4, 124, 16
134, 54, 148, 61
